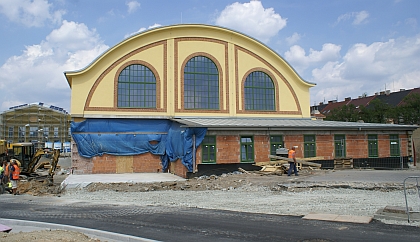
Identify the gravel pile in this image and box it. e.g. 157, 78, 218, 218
62, 185, 420, 227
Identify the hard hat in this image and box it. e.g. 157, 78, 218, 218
11, 159, 21, 167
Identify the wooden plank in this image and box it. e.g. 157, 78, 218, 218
116, 156, 133, 173
301, 156, 325, 161
268, 155, 322, 167
238, 167, 250, 174
261, 166, 281, 172
255, 160, 288, 167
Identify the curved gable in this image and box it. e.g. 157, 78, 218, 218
64, 24, 315, 118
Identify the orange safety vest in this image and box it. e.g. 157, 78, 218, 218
4, 165, 9, 176
288, 149, 296, 159
11, 164, 20, 180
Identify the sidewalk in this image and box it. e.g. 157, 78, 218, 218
62, 172, 186, 189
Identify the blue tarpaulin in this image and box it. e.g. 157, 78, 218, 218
71, 119, 206, 172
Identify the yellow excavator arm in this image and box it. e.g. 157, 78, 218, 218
25, 149, 46, 174
48, 149, 60, 178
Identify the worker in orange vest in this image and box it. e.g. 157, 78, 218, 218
9, 160, 20, 195
288, 146, 298, 176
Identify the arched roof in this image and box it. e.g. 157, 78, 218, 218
64, 24, 315, 88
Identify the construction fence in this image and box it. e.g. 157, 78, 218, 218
289, 138, 413, 170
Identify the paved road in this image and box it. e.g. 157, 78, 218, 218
0, 195, 419, 242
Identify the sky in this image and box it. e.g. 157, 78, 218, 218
0, 0, 419, 113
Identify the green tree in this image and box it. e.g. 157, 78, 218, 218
399, 93, 420, 124
326, 104, 359, 122
358, 105, 372, 122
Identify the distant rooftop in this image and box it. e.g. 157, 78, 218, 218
5, 102, 68, 114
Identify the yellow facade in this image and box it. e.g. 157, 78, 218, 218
65, 24, 314, 118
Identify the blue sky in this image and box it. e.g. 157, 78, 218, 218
0, 0, 419, 112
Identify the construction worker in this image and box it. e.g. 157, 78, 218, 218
0, 161, 4, 180
2, 159, 10, 186
9, 160, 20, 195
288, 146, 298, 176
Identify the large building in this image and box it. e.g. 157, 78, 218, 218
65, 24, 417, 178
0, 103, 71, 150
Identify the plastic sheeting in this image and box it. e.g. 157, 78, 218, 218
71, 119, 206, 172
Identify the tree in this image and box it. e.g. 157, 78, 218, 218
325, 104, 359, 122
367, 99, 391, 123
399, 93, 420, 124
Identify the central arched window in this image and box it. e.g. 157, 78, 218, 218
117, 64, 156, 108
244, 71, 275, 111
184, 56, 219, 109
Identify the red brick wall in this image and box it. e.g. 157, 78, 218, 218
346, 134, 368, 158
71, 141, 93, 174
378, 134, 389, 157
215, 135, 240, 163
169, 159, 188, 178
133, 153, 162, 173
284, 135, 304, 158
400, 135, 408, 156
254, 135, 270, 162
92, 154, 116, 173
72, 132, 411, 177
316, 135, 334, 158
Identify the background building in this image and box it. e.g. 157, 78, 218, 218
65, 24, 417, 178
0, 103, 71, 151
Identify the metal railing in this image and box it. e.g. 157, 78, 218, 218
403, 176, 420, 223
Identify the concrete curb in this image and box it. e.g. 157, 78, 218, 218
302, 213, 373, 224
0, 218, 160, 242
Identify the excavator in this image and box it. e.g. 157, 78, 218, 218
2, 142, 60, 181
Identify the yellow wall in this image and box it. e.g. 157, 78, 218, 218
65, 24, 315, 118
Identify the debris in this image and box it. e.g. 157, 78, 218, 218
268, 155, 322, 168
334, 158, 353, 169
238, 167, 250, 174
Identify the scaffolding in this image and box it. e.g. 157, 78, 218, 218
0, 103, 71, 150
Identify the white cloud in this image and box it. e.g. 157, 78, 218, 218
405, 18, 417, 29
0, 0, 65, 27
353, 11, 369, 25
0, 21, 109, 111
336, 10, 369, 26
309, 35, 420, 104
284, 43, 341, 73
215, 0, 286, 43
126, 1, 140, 14
286, 32, 301, 45
124, 23, 162, 39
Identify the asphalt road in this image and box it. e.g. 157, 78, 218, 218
0, 195, 419, 242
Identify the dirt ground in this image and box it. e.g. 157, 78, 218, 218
2, 168, 321, 241
11, 166, 320, 197
1, 230, 100, 242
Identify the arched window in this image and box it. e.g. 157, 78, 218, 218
184, 56, 219, 109
117, 64, 156, 108
244, 71, 275, 111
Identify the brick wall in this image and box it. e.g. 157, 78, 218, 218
71, 132, 412, 177
215, 135, 240, 163
133, 153, 162, 173
71, 141, 93, 174
92, 154, 116, 173
71, 141, 167, 175
254, 135, 270, 163
315, 134, 334, 159
346, 134, 368, 158
169, 159, 188, 178
284, 135, 304, 158
378, 134, 389, 157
